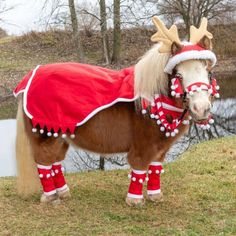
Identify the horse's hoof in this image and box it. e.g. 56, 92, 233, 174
125, 197, 145, 207
58, 188, 71, 200
40, 193, 61, 205
147, 192, 163, 202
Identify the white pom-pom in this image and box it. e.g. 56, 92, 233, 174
53, 133, 58, 138
151, 102, 155, 107
47, 132, 52, 137
189, 91, 194, 96
202, 125, 207, 130
171, 132, 176, 137
51, 171, 55, 177
155, 115, 159, 119
160, 126, 165, 132
171, 85, 175, 90
148, 170, 152, 174
174, 129, 179, 134
39, 174, 43, 178
141, 109, 147, 114
128, 174, 131, 179
70, 134, 75, 139
61, 167, 65, 172
161, 169, 165, 174
62, 133, 67, 138
145, 177, 149, 181
206, 124, 210, 129
209, 119, 214, 124
157, 120, 161, 125
46, 173, 51, 178
139, 179, 143, 184
215, 93, 220, 98
32, 128, 37, 133
183, 120, 189, 125
40, 129, 44, 134
196, 87, 202, 92
165, 132, 170, 137
132, 177, 136, 182
55, 169, 59, 174
155, 170, 160, 174
150, 114, 155, 119
216, 85, 220, 90
171, 91, 176, 96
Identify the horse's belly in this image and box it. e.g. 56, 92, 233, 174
70, 103, 134, 154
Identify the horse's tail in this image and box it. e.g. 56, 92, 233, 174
16, 98, 40, 197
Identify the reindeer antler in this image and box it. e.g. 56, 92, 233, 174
151, 16, 181, 53
189, 17, 213, 44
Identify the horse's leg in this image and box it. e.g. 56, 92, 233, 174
51, 142, 71, 200
146, 150, 168, 202
30, 134, 69, 204
125, 145, 158, 207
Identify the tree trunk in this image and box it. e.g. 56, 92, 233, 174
111, 0, 121, 63
68, 0, 85, 62
99, 0, 110, 64
99, 156, 105, 171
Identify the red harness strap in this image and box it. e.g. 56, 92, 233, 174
127, 170, 147, 198
37, 165, 57, 196
147, 162, 164, 195
52, 162, 68, 192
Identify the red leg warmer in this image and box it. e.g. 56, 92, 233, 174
37, 164, 56, 196
147, 162, 164, 195
127, 170, 147, 199
52, 162, 68, 192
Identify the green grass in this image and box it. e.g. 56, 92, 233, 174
0, 136, 235, 235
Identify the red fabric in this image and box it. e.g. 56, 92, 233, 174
52, 163, 67, 190
147, 164, 163, 192
175, 44, 205, 55
14, 63, 135, 134
128, 171, 146, 196
37, 167, 56, 194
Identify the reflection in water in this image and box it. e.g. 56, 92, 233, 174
64, 99, 236, 172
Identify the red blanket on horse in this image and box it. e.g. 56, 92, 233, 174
14, 63, 136, 134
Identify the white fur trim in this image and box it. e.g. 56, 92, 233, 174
164, 50, 217, 74
37, 164, 52, 170
43, 189, 57, 196
147, 189, 161, 195
56, 184, 69, 192
150, 162, 162, 166
127, 193, 143, 199
53, 162, 62, 166
132, 169, 146, 175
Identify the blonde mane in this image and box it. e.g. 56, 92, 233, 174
134, 44, 170, 100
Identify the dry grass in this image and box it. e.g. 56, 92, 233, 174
0, 136, 235, 236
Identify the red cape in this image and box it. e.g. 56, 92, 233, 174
14, 63, 136, 134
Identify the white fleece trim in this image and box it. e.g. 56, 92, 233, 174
127, 193, 143, 199
150, 162, 162, 166
23, 65, 41, 119
44, 189, 57, 196
76, 96, 138, 126
147, 189, 161, 195
53, 162, 62, 166
164, 50, 217, 74
132, 170, 146, 175
56, 184, 68, 192
162, 102, 184, 112
37, 164, 52, 170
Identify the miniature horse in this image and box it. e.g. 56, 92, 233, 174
15, 17, 217, 206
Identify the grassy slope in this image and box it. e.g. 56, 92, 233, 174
0, 136, 235, 236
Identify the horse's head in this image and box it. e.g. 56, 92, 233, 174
151, 17, 218, 122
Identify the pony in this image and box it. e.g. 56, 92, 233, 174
14, 17, 219, 206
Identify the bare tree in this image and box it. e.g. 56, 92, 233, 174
111, 0, 121, 63
99, 0, 110, 64
148, 0, 236, 35
68, 0, 85, 62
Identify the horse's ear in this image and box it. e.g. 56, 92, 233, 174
198, 35, 212, 50
171, 42, 183, 55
